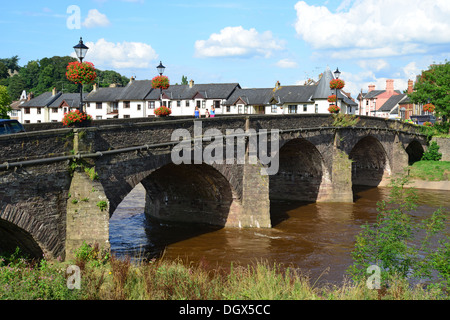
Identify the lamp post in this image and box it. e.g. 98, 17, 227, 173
73, 37, 89, 113
156, 61, 165, 108
334, 68, 341, 113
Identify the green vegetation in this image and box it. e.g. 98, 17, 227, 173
408, 161, 450, 181
1, 177, 449, 300
0, 55, 129, 100
332, 113, 361, 127
347, 176, 450, 295
96, 201, 108, 212
421, 141, 442, 161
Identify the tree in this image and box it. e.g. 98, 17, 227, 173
181, 75, 188, 85
408, 61, 450, 120
0, 85, 12, 119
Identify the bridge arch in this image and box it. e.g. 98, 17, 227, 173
141, 163, 235, 226
406, 140, 425, 165
0, 218, 44, 259
269, 138, 330, 202
349, 135, 391, 187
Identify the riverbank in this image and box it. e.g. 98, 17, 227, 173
0, 253, 447, 300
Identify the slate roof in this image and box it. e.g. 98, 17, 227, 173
145, 82, 241, 100
224, 88, 274, 106
379, 94, 408, 112
20, 91, 88, 108
271, 85, 317, 104
311, 67, 358, 106
20, 91, 61, 108
362, 89, 403, 99
85, 87, 125, 102
48, 93, 87, 108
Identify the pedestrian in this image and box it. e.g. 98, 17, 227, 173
205, 109, 210, 118
194, 106, 200, 118
210, 106, 215, 118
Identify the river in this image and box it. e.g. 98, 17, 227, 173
109, 183, 449, 284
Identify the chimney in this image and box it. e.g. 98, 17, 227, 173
189, 79, 194, 88
52, 87, 56, 96
275, 81, 281, 89
368, 84, 375, 92
407, 79, 414, 94
129, 76, 134, 84
93, 83, 98, 92
386, 79, 394, 93
27, 92, 34, 101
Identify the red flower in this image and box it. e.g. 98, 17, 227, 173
327, 95, 337, 103
66, 61, 97, 85
330, 79, 345, 90
328, 105, 340, 113
151, 75, 170, 90
423, 103, 435, 113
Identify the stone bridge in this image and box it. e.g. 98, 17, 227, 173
0, 115, 428, 260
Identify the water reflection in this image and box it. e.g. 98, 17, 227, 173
109, 184, 449, 284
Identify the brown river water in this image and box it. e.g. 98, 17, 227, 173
110, 184, 449, 284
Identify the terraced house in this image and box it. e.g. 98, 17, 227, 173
14, 67, 359, 122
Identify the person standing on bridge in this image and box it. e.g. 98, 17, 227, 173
210, 106, 215, 118
194, 107, 200, 119
205, 109, 210, 118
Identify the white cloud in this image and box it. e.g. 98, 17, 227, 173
357, 59, 390, 72
82, 9, 111, 28
194, 26, 285, 58
294, 0, 450, 58
79, 38, 158, 69
276, 59, 298, 69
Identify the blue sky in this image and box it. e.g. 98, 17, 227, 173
2, 0, 450, 97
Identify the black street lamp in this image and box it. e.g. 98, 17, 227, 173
334, 68, 341, 113
73, 37, 89, 113
156, 61, 165, 108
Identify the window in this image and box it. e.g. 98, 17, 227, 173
303, 105, 307, 112
25, 108, 30, 114
52, 108, 58, 113
148, 101, 155, 109
315, 104, 318, 113
226, 106, 231, 113
186, 100, 190, 107
197, 100, 201, 108
214, 100, 221, 109
237, 104, 243, 114
202, 100, 206, 109
288, 105, 297, 114
123, 115, 130, 118
271, 105, 277, 113
96, 102, 102, 109
124, 101, 130, 108
177, 101, 181, 107
37, 108, 41, 114
96, 116, 102, 120
244, 106, 248, 114
137, 104, 141, 111
24, 120, 30, 123
168, 101, 172, 108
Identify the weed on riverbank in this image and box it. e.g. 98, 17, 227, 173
0, 246, 447, 300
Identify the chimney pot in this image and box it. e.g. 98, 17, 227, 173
52, 87, 56, 96
189, 80, 194, 88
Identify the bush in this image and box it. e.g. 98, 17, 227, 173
422, 141, 442, 161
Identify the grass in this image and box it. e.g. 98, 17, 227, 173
408, 160, 450, 181
0, 248, 448, 300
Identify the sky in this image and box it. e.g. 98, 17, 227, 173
1, 0, 450, 98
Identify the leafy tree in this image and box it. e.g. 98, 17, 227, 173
7, 74, 26, 100
181, 75, 188, 85
421, 141, 442, 161
408, 61, 450, 120
0, 85, 12, 119
0, 56, 20, 73
0, 62, 8, 79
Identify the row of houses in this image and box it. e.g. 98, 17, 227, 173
10, 67, 427, 124
11, 67, 360, 123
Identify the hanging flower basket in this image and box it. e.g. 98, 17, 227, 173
66, 61, 97, 85
62, 110, 93, 126
329, 79, 345, 90
327, 95, 337, 103
151, 75, 170, 90
423, 103, 435, 113
328, 105, 340, 114
423, 121, 433, 127
154, 106, 172, 117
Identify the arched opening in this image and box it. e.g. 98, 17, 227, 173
269, 138, 325, 202
0, 219, 43, 259
406, 140, 424, 165
349, 136, 389, 188
109, 163, 234, 259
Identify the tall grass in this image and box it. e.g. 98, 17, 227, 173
0, 248, 447, 300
